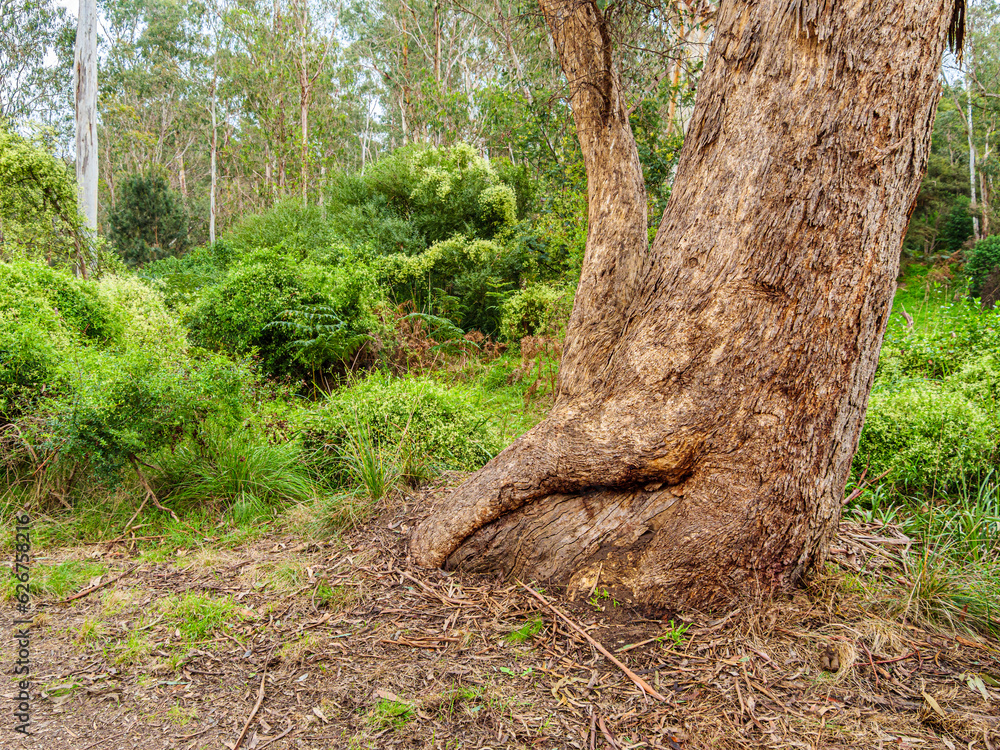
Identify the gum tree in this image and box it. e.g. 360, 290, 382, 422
410, 0, 966, 608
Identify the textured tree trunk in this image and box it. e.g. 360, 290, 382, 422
74, 0, 98, 274
410, 0, 960, 609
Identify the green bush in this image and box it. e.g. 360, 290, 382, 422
0, 260, 121, 343
878, 299, 1000, 379
140, 241, 235, 309
0, 127, 81, 265
188, 249, 378, 377
227, 200, 334, 259
856, 381, 999, 497
966, 234, 1000, 300
499, 281, 574, 342
302, 374, 503, 477
46, 347, 249, 476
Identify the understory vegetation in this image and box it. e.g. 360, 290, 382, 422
2, 134, 999, 641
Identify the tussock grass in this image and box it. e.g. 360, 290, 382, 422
156, 428, 319, 508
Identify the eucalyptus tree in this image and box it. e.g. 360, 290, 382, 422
0, 0, 74, 131
411, 0, 967, 608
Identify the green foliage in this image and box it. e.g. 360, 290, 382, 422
939, 196, 975, 257
264, 303, 371, 376
303, 373, 503, 476
109, 173, 189, 266
499, 281, 574, 342
188, 248, 377, 377
903, 154, 972, 259
140, 241, 235, 309
0, 126, 81, 265
153, 427, 318, 508
856, 382, 998, 497
878, 298, 1000, 380
48, 347, 248, 476
503, 617, 544, 644
966, 234, 1000, 300
0, 260, 122, 420
227, 199, 334, 258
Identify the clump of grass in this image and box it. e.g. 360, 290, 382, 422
2, 560, 107, 601
160, 592, 240, 641
76, 618, 107, 644
367, 698, 415, 730
315, 581, 360, 611
340, 419, 401, 502
166, 701, 198, 726
266, 561, 305, 591
503, 617, 544, 644
311, 492, 377, 533
156, 428, 319, 509
110, 628, 153, 665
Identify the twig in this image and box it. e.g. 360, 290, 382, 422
861, 641, 881, 689
56, 565, 139, 605
400, 570, 471, 606
255, 725, 295, 749
129, 456, 179, 522
516, 580, 665, 701
233, 670, 267, 750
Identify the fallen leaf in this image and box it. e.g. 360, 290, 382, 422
921, 690, 945, 718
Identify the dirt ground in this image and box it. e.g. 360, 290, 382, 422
2, 489, 999, 750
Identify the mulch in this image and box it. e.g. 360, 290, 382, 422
2, 493, 998, 750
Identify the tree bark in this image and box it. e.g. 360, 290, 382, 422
410, 0, 959, 609
74, 0, 98, 274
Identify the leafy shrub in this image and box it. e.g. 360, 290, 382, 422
0, 260, 124, 420
966, 234, 1000, 301
939, 195, 975, 256
855, 381, 998, 497
0, 126, 81, 265
46, 348, 249, 476
499, 281, 574, 342
302, 373, 503, 477
140, 241, 235, 309
188, 249, 377, 377
878, 299, 1000, 379
227, 200, 334, 258
109, 173, 189, 266
0, 260, 120, 343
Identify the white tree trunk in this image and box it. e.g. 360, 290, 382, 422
210, 71, 218, 246
74, 0, 98, 271
967, 69, 980, 238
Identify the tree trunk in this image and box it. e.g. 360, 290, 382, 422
410, 0, 959, 609
210, 68, 218, 246
74, 0, 98, 274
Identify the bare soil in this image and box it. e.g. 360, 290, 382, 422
3, 488, 999, 750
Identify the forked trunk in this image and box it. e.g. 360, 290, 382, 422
410, 0, 960, 609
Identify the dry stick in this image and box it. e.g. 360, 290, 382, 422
233, 670, 267, 750
129, 456, 179, 522
516, 581, 666, 701
255, 725, 294, 749
55, 565, 139, 604
400, 570, 471, 606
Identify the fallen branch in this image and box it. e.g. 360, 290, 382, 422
56, 565, 139, 605
516, 580, 665, 701
233, 670, 267, 750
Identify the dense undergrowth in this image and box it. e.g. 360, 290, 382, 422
2, 138, 999, 638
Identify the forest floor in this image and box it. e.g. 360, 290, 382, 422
3, 477, 999, 750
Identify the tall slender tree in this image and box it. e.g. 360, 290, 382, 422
74, 0, 98, 274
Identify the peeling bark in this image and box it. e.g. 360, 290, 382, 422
410, 0, 960, 609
